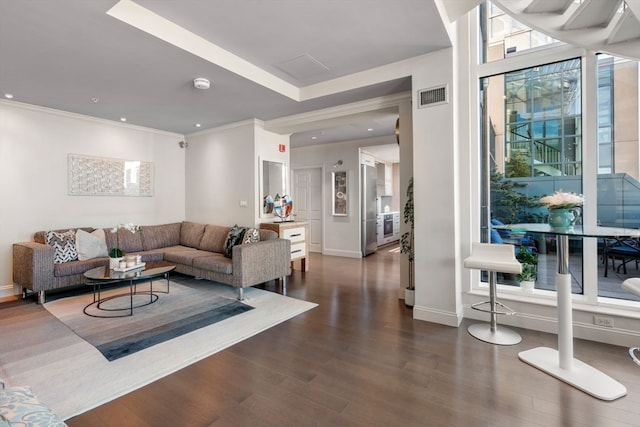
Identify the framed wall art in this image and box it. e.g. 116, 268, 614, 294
332, 170, 348, 216
68, 154, 153, 197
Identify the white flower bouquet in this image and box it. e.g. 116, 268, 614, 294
539, 190, 584, 210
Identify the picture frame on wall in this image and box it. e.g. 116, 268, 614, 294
67, 153, 153, 197
332, 170, 347, 216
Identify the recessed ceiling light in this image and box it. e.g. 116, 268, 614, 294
4, 93, 14, 99
367, 128, 374, 132
120, 117, 127, 122
311, 136, 317, 140
91, 97, 99, 103
195, 123, 201, 128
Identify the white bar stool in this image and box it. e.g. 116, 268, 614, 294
465, 242, 523, 345
622, 278, 640, 366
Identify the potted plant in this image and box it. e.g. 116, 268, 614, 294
516, 246, 537, 292
400, 178, 415, 306
109, 223, 140, 269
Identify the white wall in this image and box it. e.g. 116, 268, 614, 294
410, 49, 463, 327
398, 100, 413, 296
184, 120, 289, 227
185, 121, 255, 227
0, 101, 185, 294
255, 125, 290, 224
291, 135, 396, 258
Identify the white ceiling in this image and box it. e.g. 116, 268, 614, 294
0, 0, 451, 156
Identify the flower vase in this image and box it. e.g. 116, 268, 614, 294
548, 208, 578, 229
109, 257, 124, 269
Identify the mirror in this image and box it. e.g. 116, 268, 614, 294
261, 160, 286, 216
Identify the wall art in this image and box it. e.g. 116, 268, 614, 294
332, 170, 348, 216
68, 154, 153, 196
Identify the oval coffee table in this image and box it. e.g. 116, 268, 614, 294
83, 261, 175, 318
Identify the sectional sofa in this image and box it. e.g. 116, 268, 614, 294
13, 221, 291, 303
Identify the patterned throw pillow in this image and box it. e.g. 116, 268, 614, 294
45, 230, 78, 264
242, 228, 260, 244
223, 225, 247, 258
0, 380, 67, 426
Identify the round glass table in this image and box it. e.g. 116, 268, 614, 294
83, 261, 175, 318
493, 223, 640, 401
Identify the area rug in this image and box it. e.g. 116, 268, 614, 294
47, 281, 255, 361
0, 279, 317, 420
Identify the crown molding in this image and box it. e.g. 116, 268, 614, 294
0, 100, 183, 138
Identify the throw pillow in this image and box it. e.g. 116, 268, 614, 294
223, 225, 247, 258
45, 230, 78, 264
75, 228, 108, 260
242, 227, 260, 245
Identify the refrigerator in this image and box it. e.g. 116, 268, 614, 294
361, 164, 378, 256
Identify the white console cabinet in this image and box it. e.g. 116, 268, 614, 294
260, 221, 309, 272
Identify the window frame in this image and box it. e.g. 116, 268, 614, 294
470, 8, 633, 311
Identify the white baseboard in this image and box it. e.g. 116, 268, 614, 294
463, 306, 639, 348
413, 305, 464, 327
322, 248, 362, 258
0, 284, 17, 299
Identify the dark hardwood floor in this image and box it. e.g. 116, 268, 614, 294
26, 246, 640, 426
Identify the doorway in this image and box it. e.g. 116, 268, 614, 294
292, 167, 323, 253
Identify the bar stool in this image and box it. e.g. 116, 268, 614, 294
465, 242, 523, 345
622, 278, 640, 366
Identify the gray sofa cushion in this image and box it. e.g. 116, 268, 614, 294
193, 253, 233, 275
199, 224, 229, 253
180, 222, 206, 248
141, 223, 181, 250
259, 229, 277, 240
104, 228, 143, 253
164, 248, 211, 266
53, 258, 107, 277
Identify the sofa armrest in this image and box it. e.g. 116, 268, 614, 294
232, 238, 291, 287
13, 242, 55, 292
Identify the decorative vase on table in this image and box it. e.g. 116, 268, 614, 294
540, 191, 584, 231
109, 256, 124, 269
547, 208, 579, 230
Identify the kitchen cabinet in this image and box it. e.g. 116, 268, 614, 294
260, 221, 309, 271
393, 212, 400, 240
376, 162, 393, 197
377, 212, 400, 246
376, 215, 384, 246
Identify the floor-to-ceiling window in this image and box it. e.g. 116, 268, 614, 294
595, 54, 640, 300
481, 58, 584, 295
478, 3, 640, 303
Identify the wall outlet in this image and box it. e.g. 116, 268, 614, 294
239, 200, 247, 207
594, 316, 614, 328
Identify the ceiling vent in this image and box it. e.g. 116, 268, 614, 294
417, 85, 448, 108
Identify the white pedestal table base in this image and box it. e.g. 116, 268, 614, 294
519, 347, 627, 401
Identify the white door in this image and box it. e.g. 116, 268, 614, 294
293, 167, 322, 253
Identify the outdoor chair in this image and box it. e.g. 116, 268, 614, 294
602, 238, 640, 277
464, 242, 523, 345
622, 278, 640, 366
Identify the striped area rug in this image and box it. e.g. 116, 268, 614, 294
55, 280, 254, 361
0, 277, 317, 420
